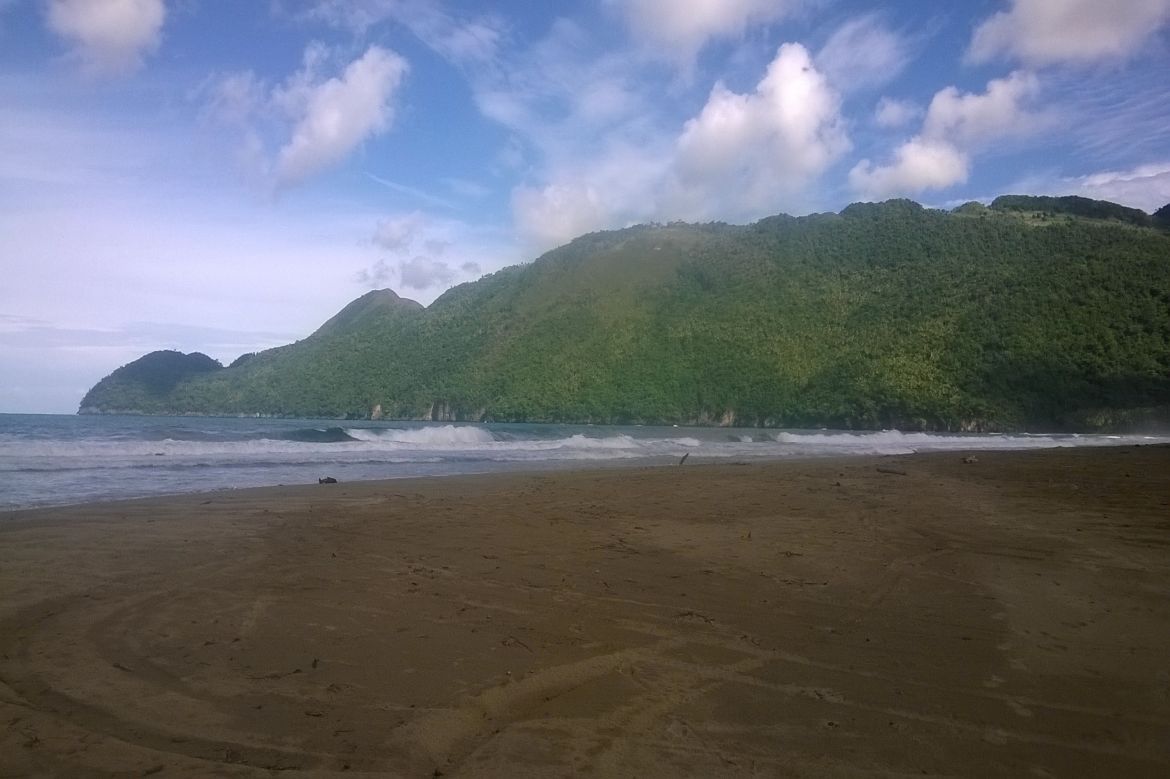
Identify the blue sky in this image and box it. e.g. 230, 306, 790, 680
2, 0, 1169, 413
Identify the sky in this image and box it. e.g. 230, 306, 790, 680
2, 0, 1169, 414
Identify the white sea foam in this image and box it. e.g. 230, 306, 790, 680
346, 425, 495, 446
3, 415, 1168, 510
774, 429, 1070, 455
0, 427, 1158, 468
557, 433, 640, 449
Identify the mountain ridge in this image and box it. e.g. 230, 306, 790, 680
79, 196, 1170, 432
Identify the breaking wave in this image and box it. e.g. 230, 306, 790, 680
4, 414, 1168, 509
279, 427, 359, 443
346, 425, 495, 446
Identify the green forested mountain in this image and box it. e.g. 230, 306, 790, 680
79, 197, 1170, 432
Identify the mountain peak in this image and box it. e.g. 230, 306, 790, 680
311, 288, 423, 338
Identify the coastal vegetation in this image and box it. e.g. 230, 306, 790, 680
80, 196, 1170, 432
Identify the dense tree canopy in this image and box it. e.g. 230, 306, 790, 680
81, 351, 222, 411
80, 196, 1170, 432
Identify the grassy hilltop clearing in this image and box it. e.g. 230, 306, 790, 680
80, 196, 1170, 432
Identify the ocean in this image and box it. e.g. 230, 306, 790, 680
1, 413, 1166, 511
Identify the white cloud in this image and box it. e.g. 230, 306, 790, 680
198, 45, 409, 189
849, 139, 969, 200
46, 0, 166, 76
510, 43, 850, 249
512, 182, 609, 250
274, 46, 409, 188
668, 43, 850, 218
1061, 162, 1170, 212
969, 0, 1170, 66
816, 14, 910, 92
873, 97, 920, 129
607, 0, 798, 64
922, 71, 1040, 148
850, 72, 1041, 200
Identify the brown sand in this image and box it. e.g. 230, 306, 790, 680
1, 446, 1169, 777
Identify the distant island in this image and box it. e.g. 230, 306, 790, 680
80, 196, 1170, 432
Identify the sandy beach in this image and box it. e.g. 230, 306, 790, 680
1, 446, 1168, 777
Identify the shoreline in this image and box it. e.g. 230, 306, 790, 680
3, 446, 1169, 775
7, 412, 1169, 513
5, 438, 1164, 516
0, 454, 704, 515
3, 449, 893, 516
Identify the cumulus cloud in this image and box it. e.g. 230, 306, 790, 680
511, 43, 850, 249
607, 0, 798, 63
968, 0, 1170, 66
849, 139, 969, 200
816, 14, 911, 92
668, 43, 850, 217
922, 71, 1041, 147
462, 18, 847, 250
850, 72, 1041, 199
274, 46, 408, 187
45, 0, 166, 76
